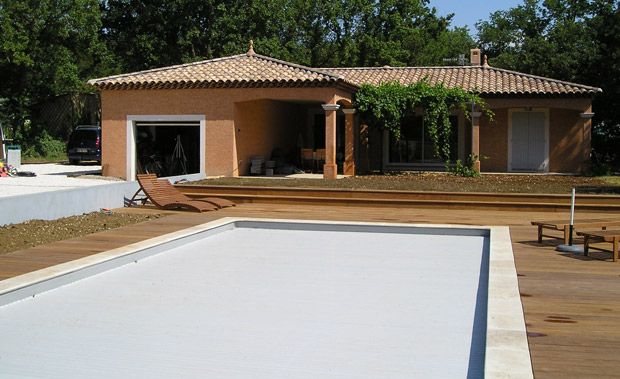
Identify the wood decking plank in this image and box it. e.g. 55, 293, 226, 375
1, 202, 620, 377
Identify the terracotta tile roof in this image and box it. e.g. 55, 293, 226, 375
321, 65, 601, 96
87, 53, 357, 91
89, 52, 601, 96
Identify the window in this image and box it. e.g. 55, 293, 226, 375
389, 115, 458, 164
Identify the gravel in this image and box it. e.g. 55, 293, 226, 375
0, 163, 122, 198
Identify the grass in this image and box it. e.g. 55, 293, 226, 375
601, 176, 620, 185
21, 156, 67, 164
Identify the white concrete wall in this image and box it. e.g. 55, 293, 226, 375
0, 173, 206, 226
0, 181, 139, 226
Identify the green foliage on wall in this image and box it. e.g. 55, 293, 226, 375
354, 80, 491, 163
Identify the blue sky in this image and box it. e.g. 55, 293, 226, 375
431, 0, 523, 32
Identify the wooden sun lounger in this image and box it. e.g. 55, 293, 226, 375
130, 174, 219, 213
158, 179, 235, 209
576, 230, 620, 262
531, 219, 620, 244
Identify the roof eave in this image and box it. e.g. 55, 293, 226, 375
88, 79, 360, 92
481, 91, 602, 98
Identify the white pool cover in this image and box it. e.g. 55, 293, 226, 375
0, 219, 531, 378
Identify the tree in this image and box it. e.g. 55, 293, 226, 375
102, 0, 476, 71
476, 0, 620, 169
582, 1, 620, 168
0, 0, 479, 155
0, 0, 108, 141
102, 0, 292, 71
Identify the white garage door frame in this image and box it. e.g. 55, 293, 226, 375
126, 115, 206, 180
507, 108, 549, 173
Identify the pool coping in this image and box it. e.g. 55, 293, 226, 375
0, 217, 533, 378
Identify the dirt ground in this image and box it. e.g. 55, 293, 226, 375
196, 172, 620, 194
0, 212, 164, 255
2, 173, 619, 256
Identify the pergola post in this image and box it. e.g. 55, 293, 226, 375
322, 104, 340, 179
342, 108, 356, 176
470, 111, 482, 171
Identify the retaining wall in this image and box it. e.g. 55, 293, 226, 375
0, 173, 205, 226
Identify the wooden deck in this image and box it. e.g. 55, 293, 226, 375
179, 185, 620, 212
1, 203, 620, 377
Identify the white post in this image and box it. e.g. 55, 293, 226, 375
570, 188, 576, 226
557, 187, 583, 253
569, 188, 576, 246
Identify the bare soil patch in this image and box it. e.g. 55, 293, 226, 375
2, 173, 619, 257
196, 173, 620, 194
1, 212, 164, 255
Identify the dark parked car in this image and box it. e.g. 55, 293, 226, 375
66, 125, 101, 164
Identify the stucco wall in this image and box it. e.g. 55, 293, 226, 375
480, 108, 587, 173
480, 109, 508, 172
480, 98, 592, 173
101, 87, 353, 180
549, 108, 586, 173
101, 87, 592, 177
364, 97, 593, 174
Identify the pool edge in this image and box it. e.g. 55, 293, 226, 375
0, 217, 532, 378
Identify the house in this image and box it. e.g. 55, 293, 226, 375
88, 44, 601, 180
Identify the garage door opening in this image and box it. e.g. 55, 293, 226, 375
135, 121, 200, 177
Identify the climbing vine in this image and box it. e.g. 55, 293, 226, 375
354, 80, 493, 172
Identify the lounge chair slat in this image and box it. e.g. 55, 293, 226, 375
157, 179, 235, 209
135, 174, 219, 212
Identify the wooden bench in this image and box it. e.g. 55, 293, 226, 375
531, 219, 620, 244
576, 230, 620, 262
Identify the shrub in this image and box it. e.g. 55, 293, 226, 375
20, 131, 66, 159
585, 149, 614, 177
447, 153, 487, 177
35, 131, 66, 158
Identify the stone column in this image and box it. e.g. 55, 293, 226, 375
470, 111, 482, 171
322, 104, 340, 179
342, 108, 356, 176
580, 112, 594, 172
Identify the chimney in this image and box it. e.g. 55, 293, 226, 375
470, 49, 481, 66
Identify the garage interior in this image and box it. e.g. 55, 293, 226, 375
135, 121, 200, 177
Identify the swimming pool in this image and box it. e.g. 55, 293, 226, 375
0, 218, 532, 378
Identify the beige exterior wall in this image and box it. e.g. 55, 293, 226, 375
100, 85, 593, 178
100, 87, 353, 179
548, 107, 591, 173
479, 109, 508, 172
479, 97, 593, 173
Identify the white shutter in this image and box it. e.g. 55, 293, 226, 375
511, 112, 547, 171
527, 112, 546, 170
511, 112, 530, 170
